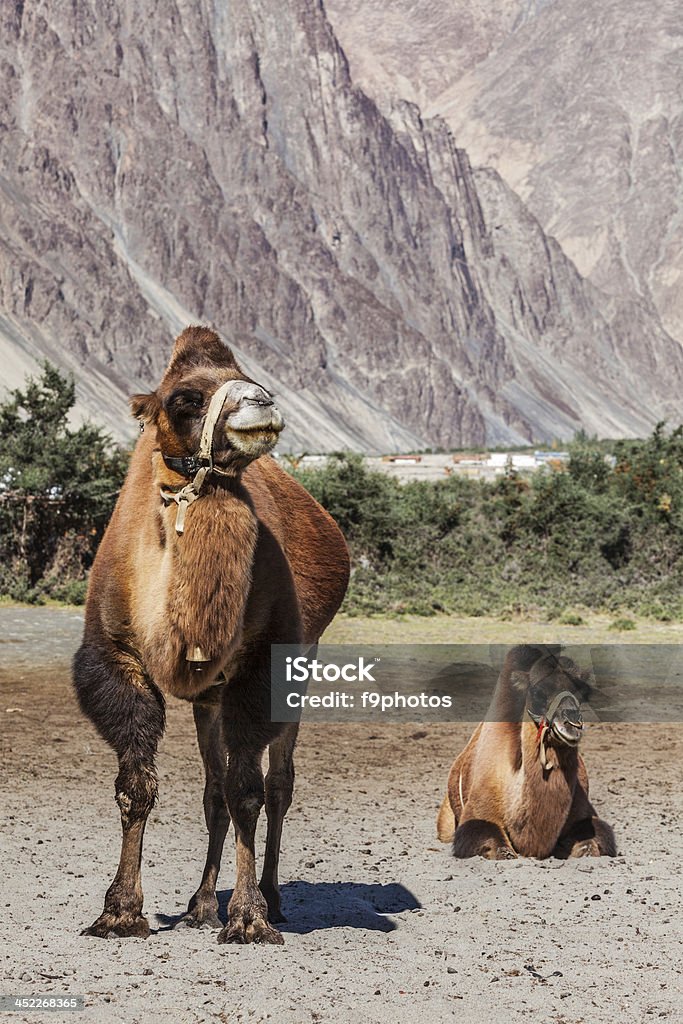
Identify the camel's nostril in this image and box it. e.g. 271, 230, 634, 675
241, 385, 274, 408
243, 396, 273, 407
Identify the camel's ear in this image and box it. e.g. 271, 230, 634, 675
171, 325, 238, 369
510, 670, 529, 691
130, 391, 161, 423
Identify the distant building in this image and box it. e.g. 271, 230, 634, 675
534, 450, 570, 463
452, 453, 489, 465
488, 452, 537, 470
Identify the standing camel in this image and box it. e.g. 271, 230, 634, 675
73, 326, 349, 944
437, 645, 616, 859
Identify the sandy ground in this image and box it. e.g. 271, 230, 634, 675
1, 608, 682, 1023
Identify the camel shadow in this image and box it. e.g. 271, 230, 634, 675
156, 880, 420, 934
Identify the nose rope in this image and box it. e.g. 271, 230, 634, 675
160, 380, 236, 535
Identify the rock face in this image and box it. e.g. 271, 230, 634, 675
329, 0, 683, 352
323, 0, 532, 108
0, 0, 681, 450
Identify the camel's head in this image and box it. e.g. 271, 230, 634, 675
131, 326, 285, 473
511, 651, 591, 748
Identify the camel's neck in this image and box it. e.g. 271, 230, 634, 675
169, 481, 257, 654
142, 469, 259, 696
508, 721, 579, 857
488, 674, 526, 725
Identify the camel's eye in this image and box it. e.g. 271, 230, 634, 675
528, 685, 548, 719
167, 389, 204, 415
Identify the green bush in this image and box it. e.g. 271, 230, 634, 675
0, 363, 126, 603
290, 429, 683, 620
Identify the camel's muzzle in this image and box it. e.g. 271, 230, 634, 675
529, 690, 584, 769
546, 691, 584, 747
550, 704, 583, 746
223, 382, 284, 457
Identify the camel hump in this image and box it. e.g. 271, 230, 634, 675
168, 325, 240, 375
436, 792, 456, 843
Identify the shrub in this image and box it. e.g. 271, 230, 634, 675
290, 426, 683, 621
0, 363, 126, 603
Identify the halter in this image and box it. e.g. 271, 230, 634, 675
529, 690, 582, 773
159, 380, 237, 535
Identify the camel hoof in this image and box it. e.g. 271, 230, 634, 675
177, 908, 223, 930
217, 916, 284, 946
82, 912, 150, 939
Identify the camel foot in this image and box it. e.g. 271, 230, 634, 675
82, 911, 150, 939
177, 900, 223, 930
492, 845, 519, 860
217, 912, 284, 945
569, 839, 601, 858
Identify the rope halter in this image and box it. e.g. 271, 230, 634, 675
529, 689, 583, 773
159, 380, 240, 535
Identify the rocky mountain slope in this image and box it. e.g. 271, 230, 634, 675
0, 0, 681, 451
328, 0, 683, 352
323, 0, 532, 108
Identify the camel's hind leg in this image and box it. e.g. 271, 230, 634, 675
180, 695, 230, 929
217, 670, 284, 946
259, 722, 298, 923
73, 643, 165, 938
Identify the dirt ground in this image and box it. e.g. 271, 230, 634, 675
1, 608, 682, 1023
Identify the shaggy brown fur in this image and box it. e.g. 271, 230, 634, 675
437, 645, 616, 860
73, 326, 349, 943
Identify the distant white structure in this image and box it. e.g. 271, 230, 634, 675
488, 452, 536, 470
284, 448, 573, 483
364, 448, 572, 483
534, 450, 570, 463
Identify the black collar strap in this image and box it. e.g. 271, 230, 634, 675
162, 453, 205, 477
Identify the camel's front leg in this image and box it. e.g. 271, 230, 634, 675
453, 816, 518, 860
73, 644, 165, 938
553, 781, 617, 858
218, 741, 283, 945
554, 816, 617, 858
83, 763, 157, 938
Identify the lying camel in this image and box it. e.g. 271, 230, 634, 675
437, 645, 616, 859
73, 326, 349, 943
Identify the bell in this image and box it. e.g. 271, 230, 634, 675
187, 645, 210, 664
